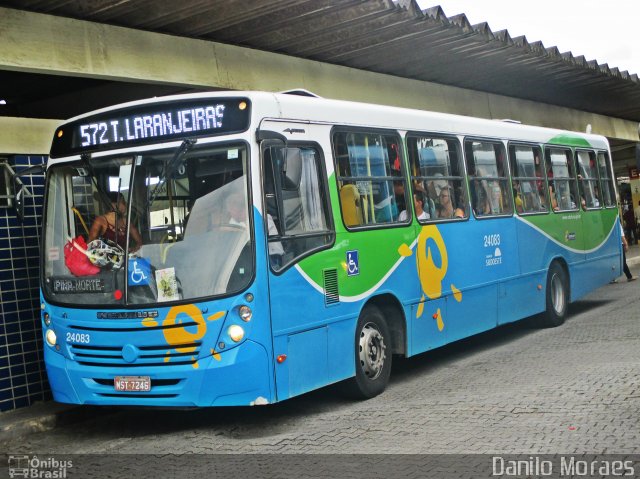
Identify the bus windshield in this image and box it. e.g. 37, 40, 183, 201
43, 142, 253, 307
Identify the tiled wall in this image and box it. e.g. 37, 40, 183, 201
0, 155, 49, 411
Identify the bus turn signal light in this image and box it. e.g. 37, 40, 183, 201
277, 354, 287, 364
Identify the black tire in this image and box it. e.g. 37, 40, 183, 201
536, 262, 568, 328
342, 305, 392, 399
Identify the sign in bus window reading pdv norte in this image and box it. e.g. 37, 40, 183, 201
50, 98, 251, 157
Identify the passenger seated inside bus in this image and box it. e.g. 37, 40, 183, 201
393, 180, 406, 214
224, 191, 248, 226
398, 190, 430, 221
470, 177, 492, 216
513, 182, 524, 213
437, 185, 464, 219
88, 192, 143, 252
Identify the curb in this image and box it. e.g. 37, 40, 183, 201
0, 403, 114, 442
627, 255, 640, 267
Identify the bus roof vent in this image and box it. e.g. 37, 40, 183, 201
279, 89, 322, 98
323, 269, 340, 306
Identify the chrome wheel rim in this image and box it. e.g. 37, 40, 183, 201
358, 322, 386, 380
551, 273, 565, 315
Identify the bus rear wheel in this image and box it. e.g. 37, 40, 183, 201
343, 305, 392, 399
538, 262, 568, 328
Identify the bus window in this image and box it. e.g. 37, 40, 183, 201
597, 151, 616, 207
465, 140, 512, 217
508, 144, 548, 214
575, 150, 601, 209
262, 144, 333, 271
406, 134, 467, 220
333, 131, 408, 227
545, 147, 578, 212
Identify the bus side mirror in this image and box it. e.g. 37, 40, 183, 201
14, 183, 25, 222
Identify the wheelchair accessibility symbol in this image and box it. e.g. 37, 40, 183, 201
346, 250, 359, 276
128, 258, 150, 286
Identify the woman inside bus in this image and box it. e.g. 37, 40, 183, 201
437, 185, 465, 219
88, 192, 143, 252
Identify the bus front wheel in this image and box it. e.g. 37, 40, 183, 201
538, 262, 568, 328
343, 305, 392, 399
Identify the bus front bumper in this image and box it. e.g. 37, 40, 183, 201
44, 340, 273, 407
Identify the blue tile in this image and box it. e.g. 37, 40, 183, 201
12, 385, 27, 396
2, 312, 20, 324
13, 396, 30, 409
23, 352, 40, 365
28, 382, 43, 395
2, 291, 17, 302
11, 375, 26, 387
8, 343, 23, 356
9, 364, 26, 376
2, 302, 17, 313
5, 333, 21, 345
26, 371, 41, 384
21, 330, 37, 343
21, 341, 37, 353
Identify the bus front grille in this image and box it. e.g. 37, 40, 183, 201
70, 342, 202, 367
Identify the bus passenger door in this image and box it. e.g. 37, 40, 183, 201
259, 134, 336, 401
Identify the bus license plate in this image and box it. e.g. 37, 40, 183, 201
114, 376, 151, 392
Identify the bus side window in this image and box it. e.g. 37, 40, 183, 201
262, 144, 333, 272
575, 150, 601, 209
406, 134, 468, 221
597, 151, 616, 207
465, 139, 512, 217
333, 130, 408, 227
509, 144, 548, 214
545, 147, 578, 212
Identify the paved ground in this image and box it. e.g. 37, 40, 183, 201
2, 268, 639, 458
1, 261, 639, 478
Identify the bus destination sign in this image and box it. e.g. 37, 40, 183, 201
50, 97, 251, 158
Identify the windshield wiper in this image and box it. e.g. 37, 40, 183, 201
148, 139, 196, 207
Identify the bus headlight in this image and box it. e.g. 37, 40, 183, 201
45, 329, 57, 347
228, 325, 245, 343
238, 305, 252, 322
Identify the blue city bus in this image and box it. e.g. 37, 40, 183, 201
40, 91, 621, 406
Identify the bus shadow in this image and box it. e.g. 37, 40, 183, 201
566, 298, 612, 316
389, 297, 614, 384
390, 319, 534, 383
